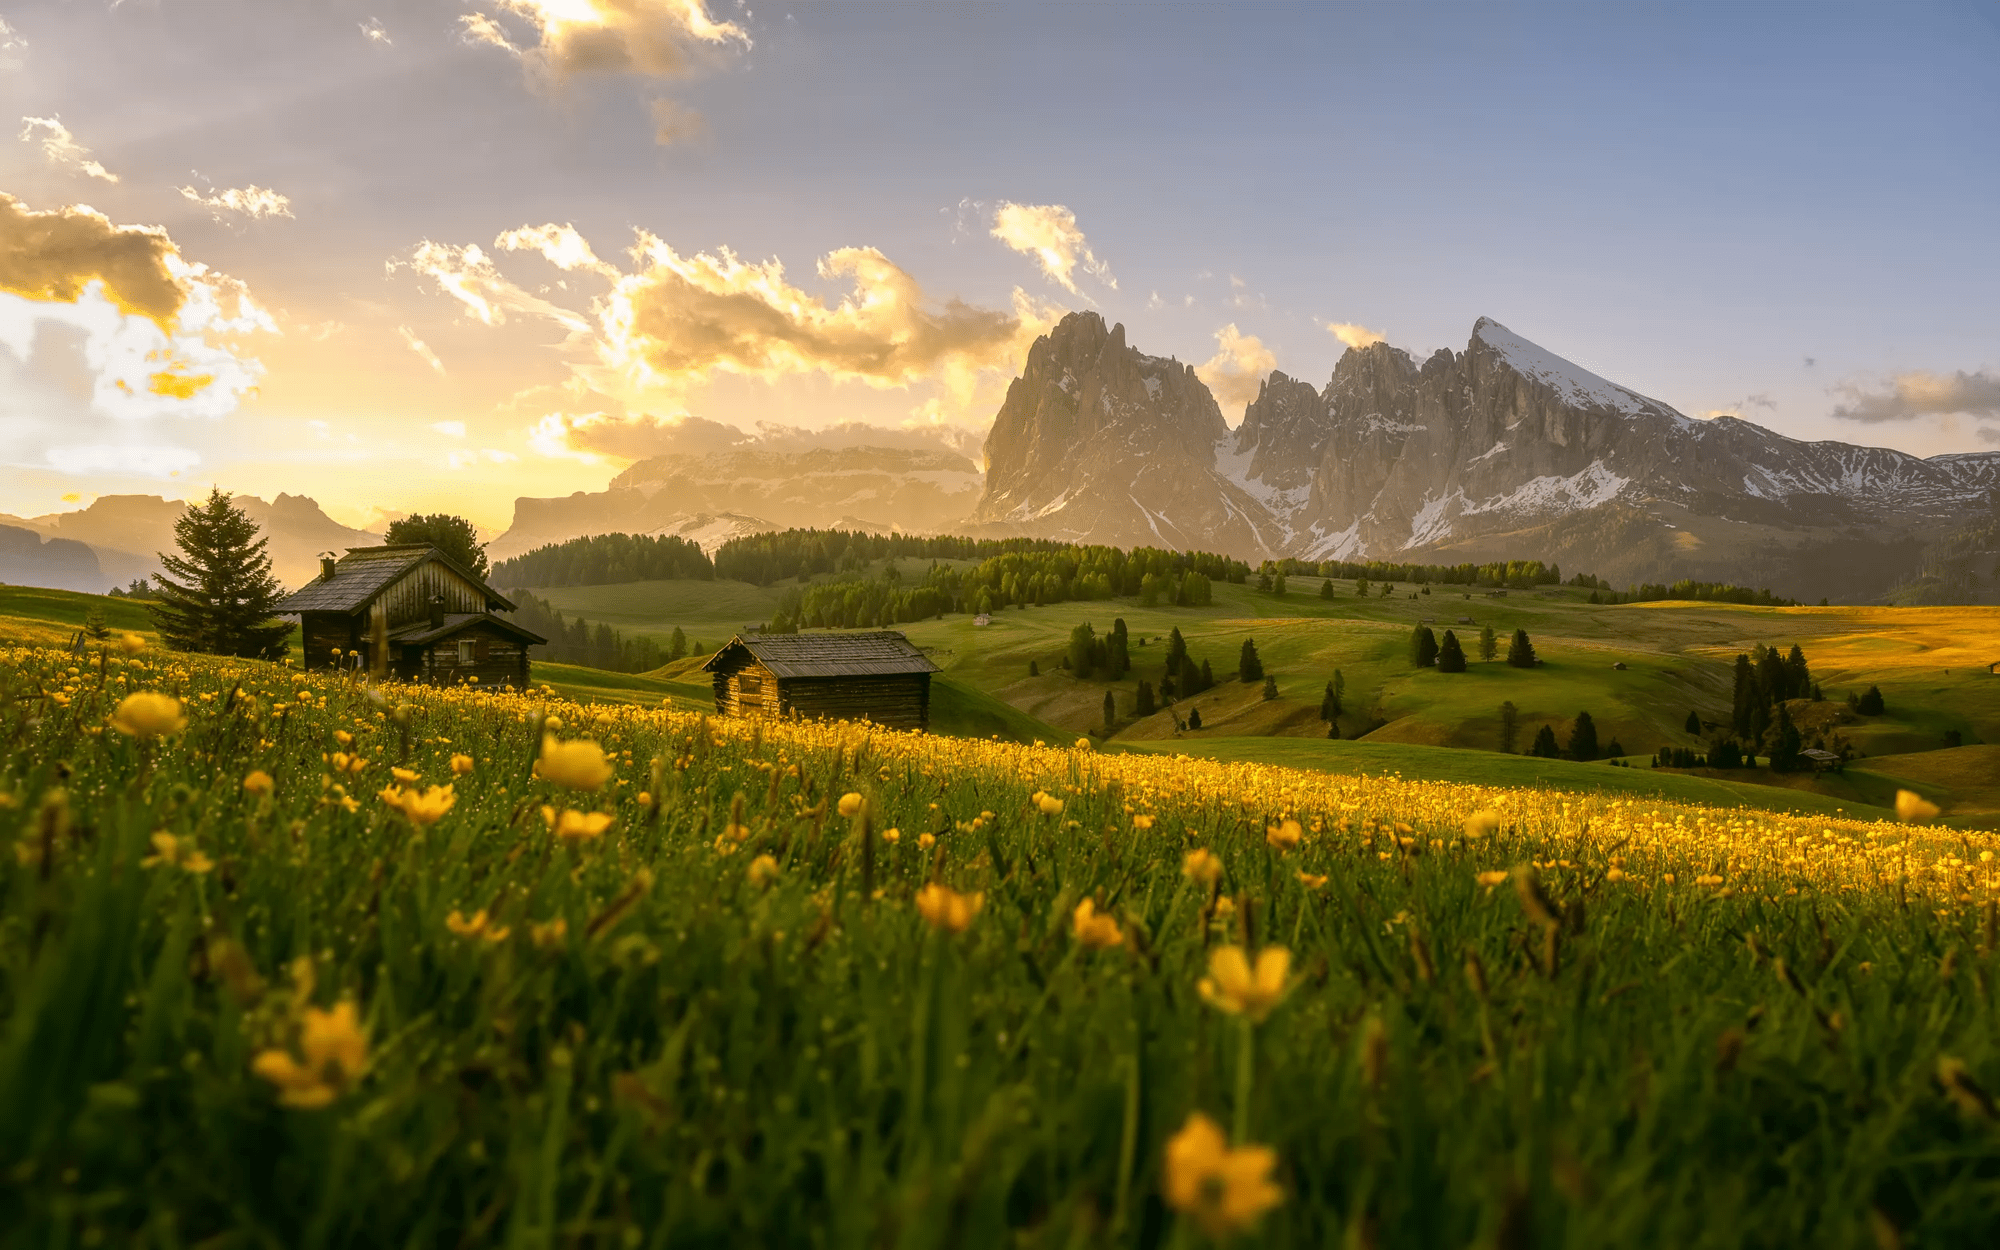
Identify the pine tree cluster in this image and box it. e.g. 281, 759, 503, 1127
491, 532, 712, 588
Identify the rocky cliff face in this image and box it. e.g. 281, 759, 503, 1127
970, 312, 1285, 554
979, 315, 2000, 600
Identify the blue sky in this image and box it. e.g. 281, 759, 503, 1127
2, 0, 1996, 528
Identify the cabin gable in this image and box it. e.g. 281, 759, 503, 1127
701, 631, 938, 731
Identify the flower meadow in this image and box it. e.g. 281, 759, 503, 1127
2, 642, 1997, 1247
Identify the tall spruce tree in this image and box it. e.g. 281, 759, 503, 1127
1411, 623, 1439, 668
384, 513, 489, 579
1567, 711, 1599, 762
1436, 629, 1467, 672
1239, 638, 1264, 682
1479, 625, 1497, 662
1499, 701, 1521, 753
1102, 690, 1117, 732
1506, 628, 1537, 668
1685, 710, 1702, 735
1530, 724, 1561, 758
1108, 618, 1130, 679
151, 488, 291, 659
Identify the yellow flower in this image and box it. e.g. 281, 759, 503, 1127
1464, 810, 1501, 839
252, 1001, 368, 1109
110, 692, 186, 738
1035, 791, 1066, 816
334, 731, 353, 747
142, 831, 213, 873
450, 753, 475, 776
838, 792, 865, 817
391, 766, 421, 784
915, 882, 984, 933
1896, 789, 1941, 822
1183, 849, 1223, 885
917, 832, 937, 850
242, 769, 274, 797
1073, 737, 1093, 751
1072, 898, 1123, 949
1297, 871, 1328, 889
379, 783, 456, 826
537, 737, 613, 791
117, 632, 146, 655
748, 854, 780, 887
1198, 945, 1292, 1023
1132, 813, 1156, 831
1265, 819, 1303, 851
529, 918, 568, 949
446, 909, 510, 942
881, 827, 901, 843
1475, 870, 1509, 888
541, 806, 615, 843
1162, 1112, 1284, 1238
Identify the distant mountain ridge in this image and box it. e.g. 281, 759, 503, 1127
971, 312, 2000, 600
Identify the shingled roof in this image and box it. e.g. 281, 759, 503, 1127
387, 613, 546, 647
274, 545, 515, 615
702, 631, 941, 679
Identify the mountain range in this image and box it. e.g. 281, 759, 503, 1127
8, 317, 1994, 604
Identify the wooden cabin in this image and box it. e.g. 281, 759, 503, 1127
275, 545, 546, 688
701, 631, 941, 730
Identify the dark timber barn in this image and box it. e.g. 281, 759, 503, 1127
702, 631, 941, 730
275, 545, 546, 688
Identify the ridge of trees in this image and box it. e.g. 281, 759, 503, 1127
491, 533, 714, 588
507, 590, 696, 673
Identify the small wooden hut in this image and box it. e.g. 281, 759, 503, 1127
701, 631, 941, 730
275, 544, 546, 688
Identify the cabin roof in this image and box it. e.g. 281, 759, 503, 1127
275, 544, 516, 615
701, 630, 941, 679
387, 612, 547, 647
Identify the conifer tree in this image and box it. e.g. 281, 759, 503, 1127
669, 626, 688, 661
1479, 625, 1497, 662
1103, 690, 1117, 733
1199, 659, 1214, 691
1567, 711, 1599, 762
1506, 628, 1537, 668
1685, 710, 1702, 736
1067, 622, 1097, 679
1239, 638, 1264, 682
1530, 724, 1560, 758
1187, 706, 1203, 730
1262, 674, 1278, 700
384, 513, 488, 579
1136, 680, 1156, 717
1770, 705, 1803, 772
1318, 577, 1335, 601
1320, 680, 1338, 722
1857, 684, 1885, 715
1108, 618, 1130, 679
1410, 623, 1439, 668
1165, 627, 1187, 676
150, 487, 291, 659
1273, 571, 1287, 596
1435, 629, 1466, 672
1498, 701, 1520, 753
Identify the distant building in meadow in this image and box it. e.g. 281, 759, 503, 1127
702, 630, 940, 730
275, 545, 545, 687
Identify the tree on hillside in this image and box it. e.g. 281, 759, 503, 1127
1165, 627, 1188, 676
1103, 691, 1117, 733
669, 626, 688, 661
1273, 571, 1287, 596
1356, 577, 1370, 597
151, 487, 291, 660
1410, 623, 1439, 668
1436, 629, 1467, 672
1108, 618, 1130, 679
1499, 701, 1521, 754
1136, 680, 1156, 717
1239, 638, 1264, 682
1318, 577, 1335, 601
1857, 685, 1885, 715
384, 513, 488, 579
1506, 628, 1537, 668
1529, 724, 1561, 758
1685, 710, 1702, 736
1479, 625, 1497, 662
1321, 672, 1345, 722
1068, 622, 1097, 679
1187, 706, 1203, 730
1567, 711, 1599, 762
1199, 659, 1215, 691
1262, 674, 1279, 700
1769, 705, 1803, 772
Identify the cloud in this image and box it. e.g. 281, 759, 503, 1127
990, 202, 1113, 295
1830, 370, 2000, 422
430, 420, 467, 437
494, 222, 618, 276
461, 0, 750, 82
389, 240, 591, 332
649, 97, 706, 145
360, 18, 392, 46
19, 116, 118, 183
398, 326, 447, 374
1980, 426, 2000, 446
0, 193, 186, 326
1193, 324, 1277, 419
1326, 321, 1384, 350
1702, 392, 1777, 420
44, 443, 201, 478
0, 18, 25, 53
178, 184, 294, 221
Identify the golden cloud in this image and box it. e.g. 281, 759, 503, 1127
990, 202, 1114, 295
0, 193, 186, 326
1327, 321, 1385, 350
178, 184, 293, 220
463, 0, 749, 81
389, 240, 591, 332
1194, 324, 1277, 419
19, 116, 118, 183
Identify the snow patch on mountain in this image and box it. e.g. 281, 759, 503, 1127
1473, 318, 1686, 423
1464, 460, 1629, 518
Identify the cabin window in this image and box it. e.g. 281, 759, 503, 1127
457, 639, 476, 665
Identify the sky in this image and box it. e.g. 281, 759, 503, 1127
3, 0, 1998, 534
